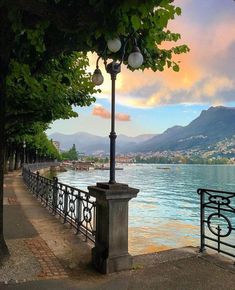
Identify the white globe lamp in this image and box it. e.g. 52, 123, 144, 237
107, 38, 122, 53
128, 46, 144, 69
92, 68, 104, 86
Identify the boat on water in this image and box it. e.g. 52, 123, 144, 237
156, 167, 170, 170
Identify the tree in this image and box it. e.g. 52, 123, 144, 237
6, 52, 97, 138
5, 121, 62, 174
61, 144, 78, 161
4, 51, 96, 169
0, 0, 189, 260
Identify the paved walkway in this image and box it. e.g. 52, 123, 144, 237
1, 171, 235, 289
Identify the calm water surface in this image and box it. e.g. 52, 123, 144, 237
56, 164, 235, 255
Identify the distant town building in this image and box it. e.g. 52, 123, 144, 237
116, 156, 134, 163
52, 140, 60, 152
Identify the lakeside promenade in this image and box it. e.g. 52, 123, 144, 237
1, 171, 235, 289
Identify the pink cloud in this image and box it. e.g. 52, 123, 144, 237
89, 2, 235, 108
92, 106, 110, 119
116, 113, 131, 121
115, 7, 235, 107
92, 106, 131, 121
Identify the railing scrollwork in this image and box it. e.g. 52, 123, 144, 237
22, 163, 96, 243
198, 188, 235, 259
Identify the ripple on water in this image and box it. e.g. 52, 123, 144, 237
57, 164, 235, 255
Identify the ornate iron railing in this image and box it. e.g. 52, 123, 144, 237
22, 164, 96, 243
23, 162, 60, 172
198, 188, 235, 259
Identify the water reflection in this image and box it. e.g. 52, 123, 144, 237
57, 164, 235, 255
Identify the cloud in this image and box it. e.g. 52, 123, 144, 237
121, 11, 235, 108
92, 105, 131, 121
92, 105, 110, 119
199, 77, 235, 98
115, 113, 131, 121
89, 1, 235, 109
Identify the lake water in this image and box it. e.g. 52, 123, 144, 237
56, 164, 235, 255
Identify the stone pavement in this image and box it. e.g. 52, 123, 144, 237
1, 171, 235, 290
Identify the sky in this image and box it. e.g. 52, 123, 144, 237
47, 0, 235, 137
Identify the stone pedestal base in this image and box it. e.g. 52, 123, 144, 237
92, 248, 133, 274
88, 182, 139, 274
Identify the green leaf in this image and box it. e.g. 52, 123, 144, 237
131, 15, 141, 30
175, 7, 182, 16
173, 63, 180, 72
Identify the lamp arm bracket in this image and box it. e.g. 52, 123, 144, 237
119, 31, 136, 66
96, 47, 108, 69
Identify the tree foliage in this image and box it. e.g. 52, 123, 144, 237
3, 0, 189, 147
6, 52, 96, 138
135, 155, 230, 165
2, 1, 189, 71
2, 0, 189, 139
61, 144, 78, 161
25, 130, 61, 161
0, 0, 189, 259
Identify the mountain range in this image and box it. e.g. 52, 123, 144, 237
49, 132, 156, 154
49, 106, 235, 154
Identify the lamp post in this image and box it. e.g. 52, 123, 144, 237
90, 36, 142, 273
23, 140, 26, 164
92, 36, 143, 184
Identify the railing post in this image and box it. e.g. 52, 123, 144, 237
26, 168, 30, 185
63, 186, 69, 223
36, 171, 40, 197
33, 173, 37, 193
93, 201, 96, 236
52, 177, 58, 214
30, 171, 32, 190
76, 192, 82, 233
199, 189, 205, 253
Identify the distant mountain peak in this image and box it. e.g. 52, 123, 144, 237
208, 105, 235, 111
49, 106, 235, 154
133, 106, 235, 153
163, 125, 183, 134
208, 106, 224, 110
199, 106, 235, 118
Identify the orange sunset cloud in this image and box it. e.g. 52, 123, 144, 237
92, 105, 110, 119
92, 105, 130, 121
89, 2, 235, 109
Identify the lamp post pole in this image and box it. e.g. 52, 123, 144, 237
90, 37, 143, 274
92, 37, 143, 184
106, 62, 121, 184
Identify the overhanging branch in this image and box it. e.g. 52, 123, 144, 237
2, 0, 96, 32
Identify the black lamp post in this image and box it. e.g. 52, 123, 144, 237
92, 37, 143, 184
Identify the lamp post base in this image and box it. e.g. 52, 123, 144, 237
92, 249, 133, 274
88, 182, 139, 274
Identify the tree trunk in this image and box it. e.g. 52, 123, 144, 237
28, 152, 33, 164
14, 148, 21, 170
0, 7, 14, 261
0, 76, 9, 261
9, 147, 15, 172
4, 146, 9, 174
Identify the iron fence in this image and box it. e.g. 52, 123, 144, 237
22, 164, 96, 243
23, 162, 60, 172
198, 188, 235, 259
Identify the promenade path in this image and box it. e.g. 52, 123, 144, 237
1, 171, 235, 290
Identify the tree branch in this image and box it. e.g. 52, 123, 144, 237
3, 0, 96, 32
